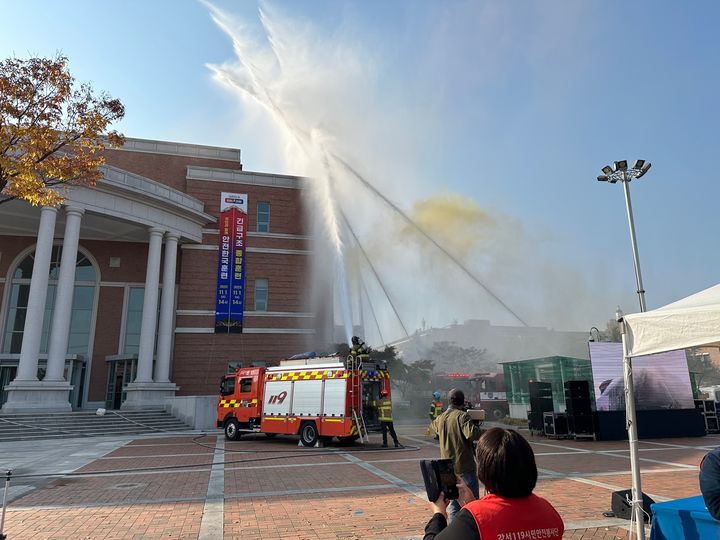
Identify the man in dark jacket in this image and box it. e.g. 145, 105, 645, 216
700, 447, 720, 519
431, 388, 483, 521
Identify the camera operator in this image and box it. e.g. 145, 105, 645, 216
423, 428, 564, 540
431, 388, 483, 521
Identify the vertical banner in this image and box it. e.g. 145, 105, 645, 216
215, 192, 248, 333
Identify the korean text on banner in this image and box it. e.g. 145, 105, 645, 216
215, 193, 248, 333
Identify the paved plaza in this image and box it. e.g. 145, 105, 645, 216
0, 423, 715, 539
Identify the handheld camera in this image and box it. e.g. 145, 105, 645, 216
419, 459, 459, 501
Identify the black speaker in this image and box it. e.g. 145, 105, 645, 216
610, 489, 655, 521
706, 415, 719, 433
564, 380, 590, 399
544, 412, 568, 437
568, 414, 594, 436
529, 381, 552, 399
705, 400, 717, 415
528, 411, 544, 432
530, 397, 553, 414
695, 399, 706, 411
566, 397, 592, 416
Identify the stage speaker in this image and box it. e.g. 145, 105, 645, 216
544, 412, 568, 437
530, 397, 554, 414
566, 397, 592, 416
705, 400, 717, 415
568, 414, 594, 436
528, 411, 544, 432
695, 399, 706, 411
610, 489, 655, 521
706, 415, 719, 433
529, 381, 552, 399
564, 380, 590, 399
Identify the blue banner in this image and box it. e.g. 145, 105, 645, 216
215, 198, 247, 333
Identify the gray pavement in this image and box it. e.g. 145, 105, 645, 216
0, 430, 208, 504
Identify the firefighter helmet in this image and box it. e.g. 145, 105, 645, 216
433, 391, 441, 400
351, 335, 360, 345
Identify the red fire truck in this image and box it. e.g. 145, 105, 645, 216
217, 354, 391, 446
431, 372, 509, 420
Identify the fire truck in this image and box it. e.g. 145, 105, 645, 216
431, 372, 509, 420
217, 353, 391, 446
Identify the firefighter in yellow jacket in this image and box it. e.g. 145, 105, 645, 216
378, 390, 400, 448
426, 391, 444, 438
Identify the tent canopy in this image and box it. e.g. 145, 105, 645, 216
624, 282, 720, 357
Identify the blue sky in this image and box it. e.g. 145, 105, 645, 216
2, 0, 720, 334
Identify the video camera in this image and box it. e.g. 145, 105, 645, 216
419, 459, 459, 501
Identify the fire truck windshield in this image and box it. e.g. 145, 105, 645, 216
220, 376, 235, 396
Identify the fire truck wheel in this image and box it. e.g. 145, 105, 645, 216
491, 408, 505, 420
299, 421, 319, 447
224, 419, 242, 441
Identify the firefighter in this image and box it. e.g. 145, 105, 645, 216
378, 389, 400, 448
426, 391, 444, 438
350, 335, 370, 361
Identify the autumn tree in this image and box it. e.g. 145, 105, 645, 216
0, 55, 125, 206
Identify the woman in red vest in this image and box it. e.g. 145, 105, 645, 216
423, 427, 564, 540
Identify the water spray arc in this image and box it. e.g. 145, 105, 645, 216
339, 209, 410, 339
359, 272, 385, 345
333, 156, 529, 327
206, 3, 529, 337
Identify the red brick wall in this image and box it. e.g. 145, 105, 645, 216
88, 286, 124, 402
187, 180, 307, 236
103, 148, 241, 192
172, 333, 313, 396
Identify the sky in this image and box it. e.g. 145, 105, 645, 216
3, 0, 720, 342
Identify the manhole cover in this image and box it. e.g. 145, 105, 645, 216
110, 482, 146, 490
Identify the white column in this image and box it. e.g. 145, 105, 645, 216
45, 206, 84, 381
134, 227, 164, 383
15, 206, 58, 381
154, 232, 179, 383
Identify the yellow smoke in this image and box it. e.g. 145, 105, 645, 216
404, 194, 495, 259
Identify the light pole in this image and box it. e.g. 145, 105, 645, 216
598, 159, 652, 312
598, 159, 652, 540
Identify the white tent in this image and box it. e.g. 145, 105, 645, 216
619, 282, 720, 539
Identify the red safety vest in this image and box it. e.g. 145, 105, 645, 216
464, 493, 564, 540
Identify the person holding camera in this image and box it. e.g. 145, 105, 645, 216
423, 428, 564, 540
431, 388, 483, 521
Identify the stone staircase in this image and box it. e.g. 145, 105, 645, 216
0, 409, 193, 441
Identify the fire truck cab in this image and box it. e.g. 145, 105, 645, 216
217, 355, 391, 446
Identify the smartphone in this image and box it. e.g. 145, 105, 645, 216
419, 459, 459, 501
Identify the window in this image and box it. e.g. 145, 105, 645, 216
257, 202, 270, 233
220, 376, 235, 396
240, 377, 253, 393
123, 287, 145, 354
122, 287, 161, 354
254, 279, 268, 311
2, 246, 97, 354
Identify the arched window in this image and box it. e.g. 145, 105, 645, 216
2, 246, 98, 354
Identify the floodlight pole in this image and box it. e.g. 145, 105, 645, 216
621, 173, 647, 312
598, 160, 652, 540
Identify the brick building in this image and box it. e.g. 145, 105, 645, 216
0, 137, 330, 412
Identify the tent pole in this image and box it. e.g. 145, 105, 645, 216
622, 326, 645, 540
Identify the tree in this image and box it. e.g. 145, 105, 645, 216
419, 341, 494, 373
686, 347, 720, 388
599, 319, 622, 342
0, 55, 125, 206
